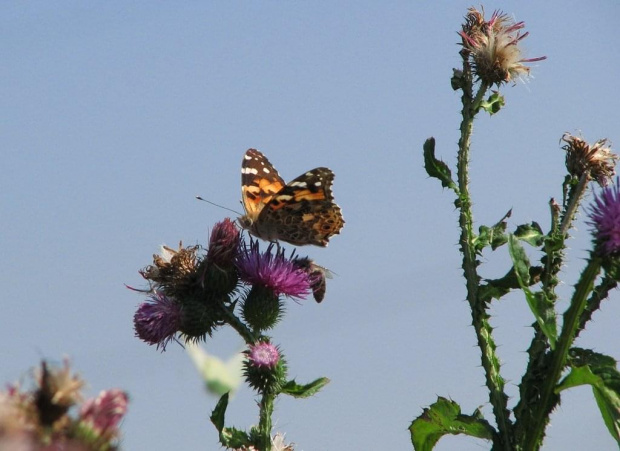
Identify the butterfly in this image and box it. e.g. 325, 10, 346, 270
238, 148, 344, 247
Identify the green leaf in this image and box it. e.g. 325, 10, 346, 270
473, 210, 511, 253
210, 393, 251, 448
409, 397, 495, 451
220, 427, 251, 449
423, 138, 458, 191
514, 222, 545, 247
478, 91, 505, 115
508, 235, 557, 348
557, 348, 620, 444
210, 392, 229, 433
281, 377, 330, 398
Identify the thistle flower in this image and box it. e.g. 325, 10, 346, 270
459, 7, 546, 85
206, 218, 240, 267
133, 291, 181, 351
35, 360, 85, 426
588, 179, 620, 257
236, 240, 311, 299
272, 432, 295, 451
0, 385, 35, 439
201, 218, 241, 296
248, 342, 280, 369
243, 341, 287, 394
0, 361, 128, 451
79, 389, 128, 441
562, 133, 618, 187
140, 243, 200, 298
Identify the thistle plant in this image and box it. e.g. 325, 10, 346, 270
132, 218, 330, 451
410, 7, 620, 451
0, 359, 128, 451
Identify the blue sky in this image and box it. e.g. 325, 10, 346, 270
2, 2, 619, 450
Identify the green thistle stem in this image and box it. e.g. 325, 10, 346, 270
218, 300, 257, 344
457, 73, 512, 450
257, 392, 275, 451
522, 256, 602, 451
560, 173, 590, 235
576, 275, 617, 338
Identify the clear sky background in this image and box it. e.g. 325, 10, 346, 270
2, 2, 619, 450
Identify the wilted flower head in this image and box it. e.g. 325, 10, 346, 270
459, 7, 546, 85
34, 360, 85, 426
133, 291, 181, 351
206, 218, 240, 266
236, 240, 311, 299
272, 432, 295, 451
563, 133, 617, 187
248, 342, 280, 369
79, 389, 128, 441
588, 179, 620, 257
0, 384, 35, 439
140, 243, 200, 298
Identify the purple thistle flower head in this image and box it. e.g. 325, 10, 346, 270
248, 342, 280, 369
207, 218, 241, 266
588, 179, 620, 257
133, 291, 181, 351
235, 240, 311, 299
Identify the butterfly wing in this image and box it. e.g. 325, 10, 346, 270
257, 167, 345, 246
240, 149, 286, 222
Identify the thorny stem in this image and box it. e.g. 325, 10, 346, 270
576, 274, 617, 340
560, 173, 590, 235
522, 257, 602, 451
257, 392, 275, 451
457, 67, 512, 450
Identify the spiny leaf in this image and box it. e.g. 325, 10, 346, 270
281, 377, 330, 398
558, 348, 620, 444
210, 393, 251, 447
409, 397, 495, 451
508, 235, 557, 348
221, 427, 251, 448
473, 210, 511, 253
478, 91, 505, 115
514, 222, 545, 247
210, 392, 229, 432
423, 137, 458, 191
480, 265, 543, 303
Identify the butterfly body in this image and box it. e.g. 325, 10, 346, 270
240, 149, 344, 247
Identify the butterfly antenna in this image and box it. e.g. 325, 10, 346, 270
195, 196, 243, 216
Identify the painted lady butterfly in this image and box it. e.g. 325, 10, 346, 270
239, 149, 344, 247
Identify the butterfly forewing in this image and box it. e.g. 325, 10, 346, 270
241, 149, 286, 222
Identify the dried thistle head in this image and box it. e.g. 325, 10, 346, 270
34, 360, 85, 427
140, 242, 201, 298
459, 7, 546, 86
562, 133, 618, 187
